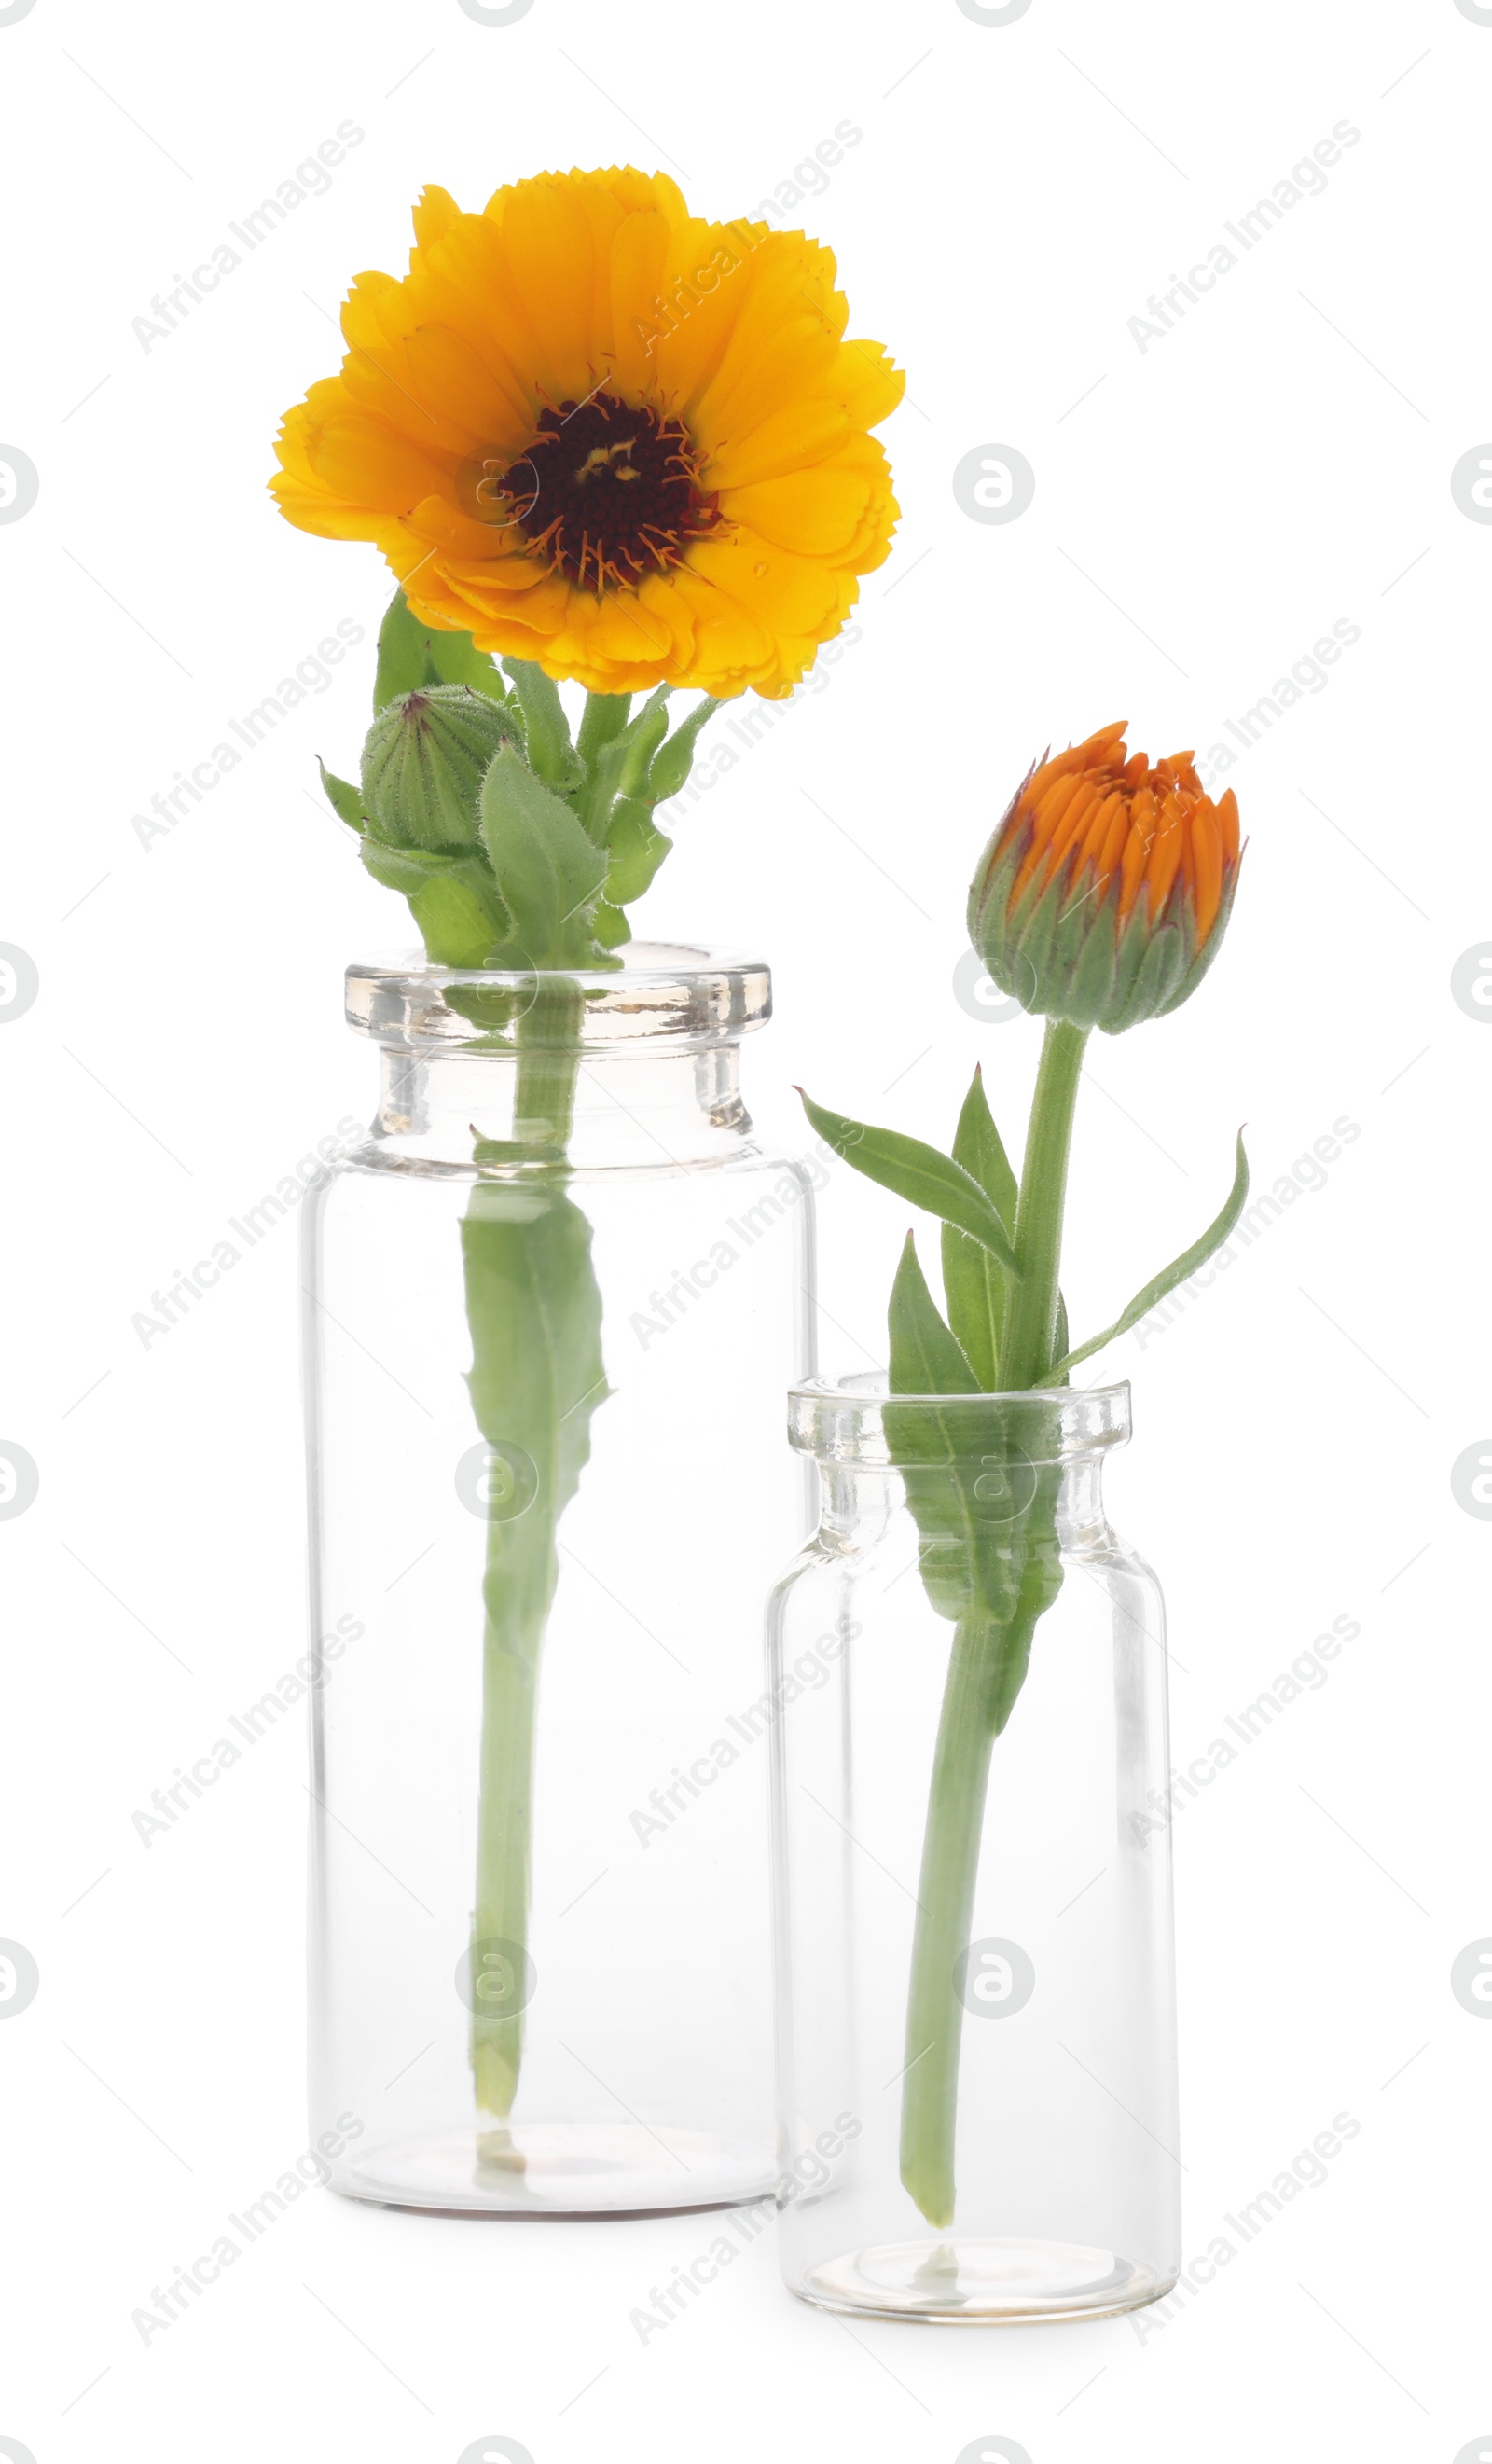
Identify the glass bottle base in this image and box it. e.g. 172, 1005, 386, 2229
328, 2123, 774, 2219
793, 2236, 1173, 2324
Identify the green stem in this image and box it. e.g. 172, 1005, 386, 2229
1000, 1017, 1089, 1390
898, 1602, 1040, 2224
471, 1560, 545, 2143
468, 984, 585, 2156
512, 977, 585, 1146
898, 1020, 1087, 2226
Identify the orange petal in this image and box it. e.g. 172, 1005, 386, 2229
1144, 798, 1186, 912
1097, 796, 1131, 882
1043, 783, 1099, 881
1189, 806, 1223, 945
1077, 789, 1125, 868
1214, 788, 1240, 864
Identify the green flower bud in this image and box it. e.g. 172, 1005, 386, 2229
360, 684, 520, 853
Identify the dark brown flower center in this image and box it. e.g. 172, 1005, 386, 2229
467, 392, 722, 594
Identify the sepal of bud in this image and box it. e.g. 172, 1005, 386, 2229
360, 685, 522, 852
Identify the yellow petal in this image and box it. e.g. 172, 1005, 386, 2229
306, 415, 452, 512
606, 206, 673, 397
705, 399, 850, 491
685, 526, 841, 637
499, 173, 603, 396
412, 184, 462, 250
719, 464, 875, 557
269, 167, 902, 701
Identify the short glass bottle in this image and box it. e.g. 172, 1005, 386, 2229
303, 943, 814, 2214
767, 1374, 1181, 2320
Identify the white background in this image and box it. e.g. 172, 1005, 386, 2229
1, 0, 1487, 2456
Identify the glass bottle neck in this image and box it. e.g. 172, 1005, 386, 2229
815, 1453, 1115, 1554
374, 1040, 753, 1170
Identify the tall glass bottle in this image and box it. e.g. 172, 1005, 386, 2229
304, 943, 814, 2214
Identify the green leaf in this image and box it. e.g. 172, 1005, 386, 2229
615, 688, 670, 800
798, 1089, 1020, 1276
591, 898, 631, 949
1039, 1131, 1250, 1383
951, 1063, 1017, 1226
940, 1067, 1018, 1389
357, 830, 483, 893
373, 590, 433, 713
889, 1232, 977, 1395
884, 1238, 1038, 1634
406, 874, 506, 969
318, 759, 365, 832
462, 1181, 608, 1609
576, 690, 633, 768
478, 742, 609, 968
355, 836, 508, 966
648, 696, 721, 804
574, 686, 672, 842
941, 1225, 1000, 1391
501, 658, 585, 793
603, 798, 673, 907
372, 587, 516, 715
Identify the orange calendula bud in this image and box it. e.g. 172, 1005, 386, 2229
967, 723, 1243, 1034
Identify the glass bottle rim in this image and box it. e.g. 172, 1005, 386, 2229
788, 1371, 1131, 1467
345, 939, 771, 1054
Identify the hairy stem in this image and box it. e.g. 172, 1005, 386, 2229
898, 1602, 1040, 2223
471, 1558, 546, 2139
999, 1018, 1089, 1389
468, 983, 588, 2156
897, 1024, 1087, 2225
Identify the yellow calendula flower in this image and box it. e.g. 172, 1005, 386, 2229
271, 166, 904, 699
